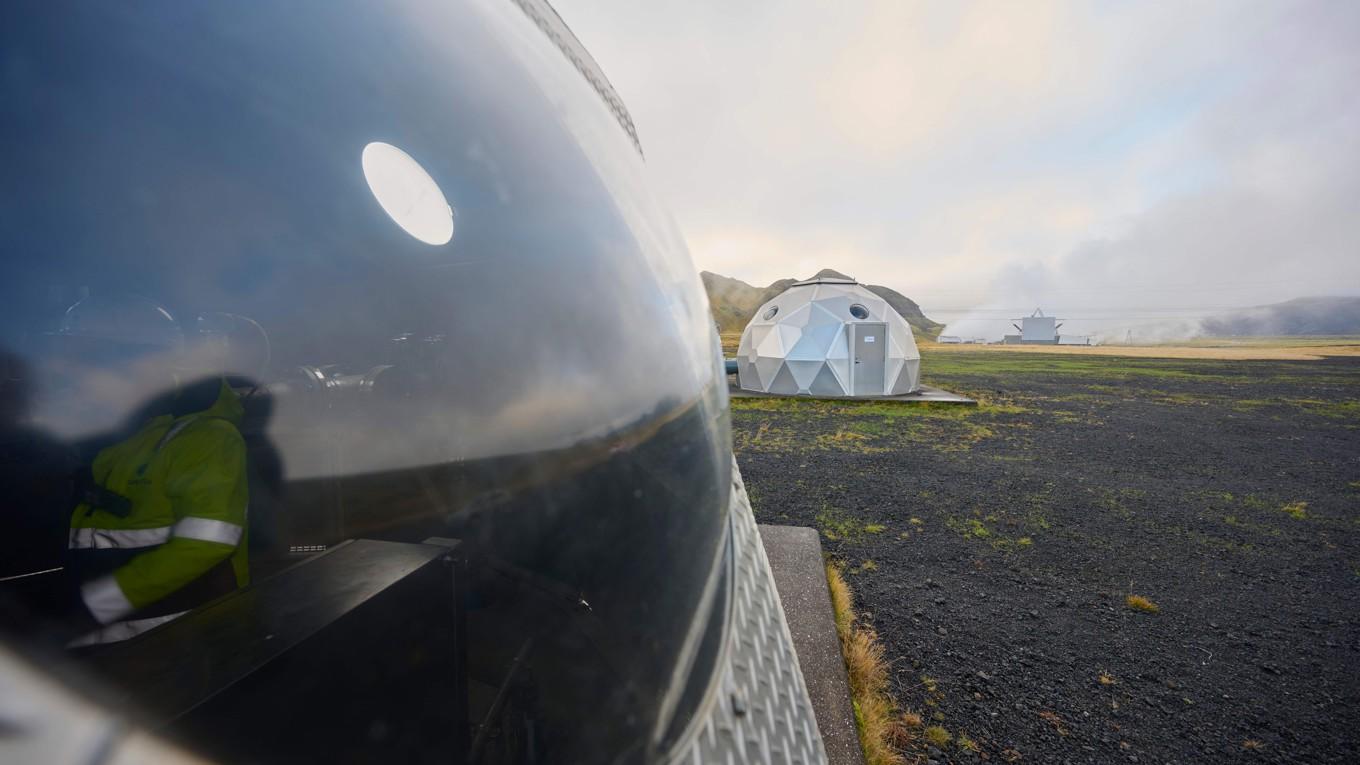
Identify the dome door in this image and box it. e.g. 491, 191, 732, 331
851, 323, 886, 396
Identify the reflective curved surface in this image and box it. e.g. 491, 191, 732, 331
0, 1, 730, 761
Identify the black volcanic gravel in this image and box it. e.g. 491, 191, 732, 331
733, 351, 1360, 765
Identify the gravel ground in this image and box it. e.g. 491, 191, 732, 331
733, 350, 1360, 765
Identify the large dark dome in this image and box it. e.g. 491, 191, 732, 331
0, 2, 731, 761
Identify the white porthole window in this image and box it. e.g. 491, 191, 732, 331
361, 142, 455, 246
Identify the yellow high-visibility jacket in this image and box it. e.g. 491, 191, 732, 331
69, 380, 248, 641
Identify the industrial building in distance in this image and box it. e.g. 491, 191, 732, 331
1002, 309, 1092, 345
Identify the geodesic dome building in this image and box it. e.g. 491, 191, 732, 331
737, 276, 921, 397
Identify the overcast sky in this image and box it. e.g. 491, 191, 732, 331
553, 1, 1359, 334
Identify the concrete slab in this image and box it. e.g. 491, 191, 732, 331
758, 524, 865, 765
730, 381, 975, 405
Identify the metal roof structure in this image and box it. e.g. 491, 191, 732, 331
791, 275, 856, 287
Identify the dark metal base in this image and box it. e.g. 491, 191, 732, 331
81, 539, 469, 764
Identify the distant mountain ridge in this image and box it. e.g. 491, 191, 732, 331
1202, 296, 1360, 336
701, 268, 943, 338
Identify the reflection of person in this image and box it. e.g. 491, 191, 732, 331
37, 296, 254, 645
67, 377, 249, 645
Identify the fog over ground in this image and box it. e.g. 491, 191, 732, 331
553, 1, 1360, 340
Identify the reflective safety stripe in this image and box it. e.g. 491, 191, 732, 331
173, 517, 244, 546
80, 574, 134, 625
69, 520, 243, 549
154, 416, 198, 453
67, 610, 188, 648
68, 526, 172, 550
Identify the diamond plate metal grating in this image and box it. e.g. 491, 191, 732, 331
669, 461, 829, 765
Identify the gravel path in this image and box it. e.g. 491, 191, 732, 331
734, 351, 1360, 764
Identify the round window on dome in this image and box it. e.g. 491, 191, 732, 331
849, 304, 869, 319
763, 306, 779, 320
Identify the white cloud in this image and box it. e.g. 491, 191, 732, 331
554, 0, 1360, 334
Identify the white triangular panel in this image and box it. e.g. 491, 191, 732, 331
785, 359, 823, 391
827, 357, 851, 390
826, 324, 849, 359
807, 302, 841, 326
809, 363, 846, 396
775, 324, 803, 354
892, 358, 921, 394
888, 331, 907, 359
744, 325, 771, 359
740, 359, 762, 389
885, 357, 904, 391
782, 303, 814, 328
756, 327, 787, 358
817, 285, 856, 300
815, 296, 852, 319
788, 322, 840, 360
754, 356, 784, 387
861, 295, 889, 312
768, 362, 799, 395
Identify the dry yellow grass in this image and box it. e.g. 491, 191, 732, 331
1126, 594, 1160, 613
1281, 500, 1308, 519
1037, 710, 1069, 736
919, 339, 1360, 361
827, 563, 911, 765
923, 726, 952, 747
827, 561, 854, 638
